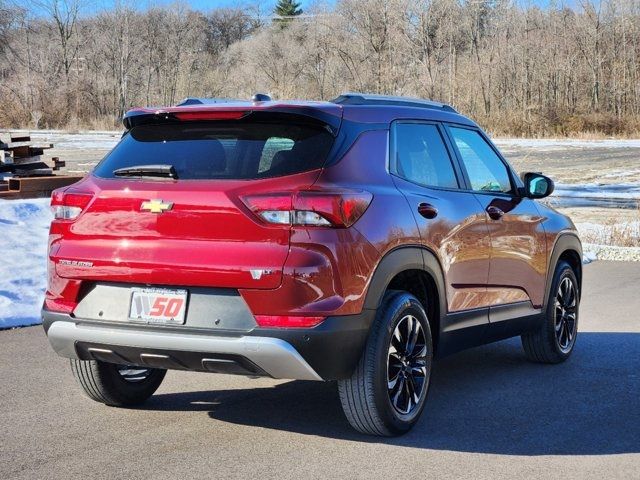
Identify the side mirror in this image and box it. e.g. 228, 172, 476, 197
521, 172, 554, 199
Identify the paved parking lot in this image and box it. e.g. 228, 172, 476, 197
1, 261, 638, 479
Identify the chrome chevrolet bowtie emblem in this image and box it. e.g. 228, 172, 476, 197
140, 199, 173, 213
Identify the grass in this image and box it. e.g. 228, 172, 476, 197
577, 206, 640, 248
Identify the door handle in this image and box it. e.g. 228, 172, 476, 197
486, 205, 505, 220
418, 203, 438, 219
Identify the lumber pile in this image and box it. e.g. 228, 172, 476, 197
0, 175, 85, 199
0, 133, 65, 177
0, 133, 80, 199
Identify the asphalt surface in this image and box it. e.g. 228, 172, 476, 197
1, 261, 638, 479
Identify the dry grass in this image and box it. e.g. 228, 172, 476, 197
577, 206, 640, 247
482, 112, 640, 139
62, 116, 120, 132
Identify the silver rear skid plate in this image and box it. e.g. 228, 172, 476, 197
47, 321, 323, 381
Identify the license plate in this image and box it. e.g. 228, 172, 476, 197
128, 288, 188, 325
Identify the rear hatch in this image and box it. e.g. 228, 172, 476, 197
52, 111, 338, 289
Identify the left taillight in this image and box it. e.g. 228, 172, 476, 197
50, 189, 93, 220
241, 189, 373, 228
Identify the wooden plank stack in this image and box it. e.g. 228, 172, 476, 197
0, 133, 81, 199
0, 133, 63, 177
0, 176, 85, 199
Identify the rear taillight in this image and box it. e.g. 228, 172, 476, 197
254, 315, 326, 328
50, 189, 93, 220
242, 190, 372, 228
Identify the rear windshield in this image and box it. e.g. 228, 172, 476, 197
93, 121, 334, 180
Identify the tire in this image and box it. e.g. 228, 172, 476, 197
70, 359, 166, 407
521, 260, 579, 363
338, 291, 433, 436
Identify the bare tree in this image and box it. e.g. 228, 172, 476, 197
205, 7, 260, 57
1, 0, 639, 136
31, 0, 82, 80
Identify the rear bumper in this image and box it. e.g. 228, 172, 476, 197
42, 308, 375, 381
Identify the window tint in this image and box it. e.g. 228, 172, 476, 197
395, 123, 458, 189
449, 127, 512, 193
93, 122, 333, 180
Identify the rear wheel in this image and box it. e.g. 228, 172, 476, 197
338, 291, 433, 436
70, 359, 166, 407
521, 260, 579, 363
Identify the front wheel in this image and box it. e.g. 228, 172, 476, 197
338, 291, 433, 436
70, 359, 166, 407
522, 260, 579, 363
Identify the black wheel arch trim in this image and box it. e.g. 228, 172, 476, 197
544, 231, 583, 309
363, 246, 447, 315
362, 246, 448, 354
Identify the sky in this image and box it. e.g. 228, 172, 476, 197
18, 0, 332, 17
22, 0, 574, 18
93, 0, 331, 13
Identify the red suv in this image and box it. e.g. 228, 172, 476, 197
43, 93, 582, 436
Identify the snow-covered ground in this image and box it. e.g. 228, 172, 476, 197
0, 198, 52, 329
549, 182, 640, 208
493, 138, 640, 150
554, 182, 640, 199
1, 128, 122, 150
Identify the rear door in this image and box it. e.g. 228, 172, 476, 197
389, 121, 492, 319
445, 125, 548, 312
53, 118, 335, 289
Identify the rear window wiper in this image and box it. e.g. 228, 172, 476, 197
113, 164, 178, 179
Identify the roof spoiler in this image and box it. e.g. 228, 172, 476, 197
123, 106, 342, 136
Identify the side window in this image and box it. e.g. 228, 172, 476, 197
448, 127, 512, 193
394, 123, 459, 189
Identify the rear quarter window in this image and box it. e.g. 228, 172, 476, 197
93, 122, 334, 180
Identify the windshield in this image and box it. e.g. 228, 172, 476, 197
93, 121, 334, 180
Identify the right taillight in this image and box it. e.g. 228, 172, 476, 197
242, 189, 372, 228
254, 315, 326, 328
50, 189, 93, 220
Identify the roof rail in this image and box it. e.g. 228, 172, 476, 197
331, 93, 457, 113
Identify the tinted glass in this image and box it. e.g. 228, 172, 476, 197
93, 122, 333, 180
395, 123, 458, 188
449, 127, 512, 193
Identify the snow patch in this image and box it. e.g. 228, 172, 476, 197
582, 251, 598, 264
548, 182, 640, 208
0, 129, 122, 151
494, 138, 640, 150
554, 182, 640, 199
0, 198, 52, 329
582, 243, 640, 262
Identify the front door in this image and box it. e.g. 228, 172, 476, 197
445, 126, 548, 317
